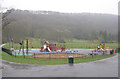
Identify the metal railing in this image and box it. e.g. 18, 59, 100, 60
2, 48, 13, 56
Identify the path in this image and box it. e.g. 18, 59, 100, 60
2, 54, 118, 77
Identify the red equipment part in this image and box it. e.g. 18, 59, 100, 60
61, 47, 65, 51
113, 49, 116, 54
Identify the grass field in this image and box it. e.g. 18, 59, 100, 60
3, 38, 118, 50
2, 51, 115, 65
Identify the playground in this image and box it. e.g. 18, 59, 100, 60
1, 38, 118, 65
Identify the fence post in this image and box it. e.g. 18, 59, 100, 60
26, 39, 28, 55
92, 51, 93, 58
34, 53, 35, 59
15, 51, 16, 57
11, 38, 14, 48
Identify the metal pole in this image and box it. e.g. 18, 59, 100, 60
9, 39, 11, 50
13, 39, 14, 48
26, 39, 28, 55
11, 38, 13, 48
22, 41, 25, 58
92, 51, 93, 58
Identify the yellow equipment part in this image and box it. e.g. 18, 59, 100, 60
41, 48, 45, 51
101, 48, 105, 52
100, 45, 102, 49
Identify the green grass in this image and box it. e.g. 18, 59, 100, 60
3, 39, 118, 50
2, 51, 115, 65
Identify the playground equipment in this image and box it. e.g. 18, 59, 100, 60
2, 39, 29, 56
11, 39, 32, 56
40, 41, 66, 52
3, 38, 116, 58
93, 43, 108, 55
97, 43, 106, 52
40, 41, 51, 52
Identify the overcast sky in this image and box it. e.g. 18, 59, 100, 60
2, 0, 120, 15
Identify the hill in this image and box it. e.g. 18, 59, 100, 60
2, 9, 118, 42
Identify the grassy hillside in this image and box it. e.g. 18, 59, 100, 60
2, 9, 118, 43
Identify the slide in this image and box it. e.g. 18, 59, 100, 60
47, 47, 51, 52
101, 48, 105, 52
40, 45, 51, 52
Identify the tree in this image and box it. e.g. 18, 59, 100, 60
2, 9, 15, 29
2, 9, 15, 43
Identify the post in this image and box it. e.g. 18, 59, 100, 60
9, 39, 11, 50
22, 41, 25, 58
103, 52, 104, 55
34, 53, 35, 59
92, 51, 93, 58
15, 51, 16, 57
11, 38, 14, 48
26, 39, 28, 55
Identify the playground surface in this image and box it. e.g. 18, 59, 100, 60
11, 48, 111, 57
2, 54, 118, 77
30, 53, 86, 59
